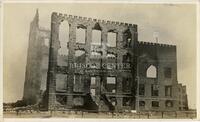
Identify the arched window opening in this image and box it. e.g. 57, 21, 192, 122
57, 20, 69, 66
58, 20, 69, 56
92, 30, 101, 45
92, 23, 102, 45
107, 32, 117, 47
76, 26, 86, 43
123, 29, 132, 48
106, 77, 116, 93
127, 38, 131, 47
107, 53, 117, 69
146, 65, 157, 78
90, 89, 96, 96
91, 77, 96, 86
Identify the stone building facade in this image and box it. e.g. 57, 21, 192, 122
23, 11, 188, 112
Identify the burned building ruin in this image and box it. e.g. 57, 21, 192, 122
23, 10, 188, 112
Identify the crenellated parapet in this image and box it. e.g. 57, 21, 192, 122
52, 12, 137, 29
138, 41, 176, 48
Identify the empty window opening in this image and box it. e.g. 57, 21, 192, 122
58, 20, 69, 56
91, 77, 96, 86
107, 77, 116, 84
111, 101, 116, 106
165, 86, 172, 97
165, 100, 173, 107
127, 38, 131, 47
146, 65, 157, 78
73, 97, 84, 106
122, 78, 131, 92
123, 53, 131, 63
92, 30, 101, 45
56, 74, 67, 91
107, 32, 117, 47
123, 97, 131, 106
110, 97, 117, 106
44, 38, 49, 47
164, 67, 172, 78
139, 101, 145, 107
90, 89, 96, 96
139, 84, 145, 96
152, 101, 159, 107
106, 53, 117, 69
56, 95, 67, 105
73, 75, 84, 92
151, 84, 159, 96
123, 29, 132, 47
76, 27, 86, 43
106, 77, 116, 93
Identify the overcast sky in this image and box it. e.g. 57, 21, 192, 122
3, 3, 197, 109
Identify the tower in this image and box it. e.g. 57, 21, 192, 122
23, 9, 43, 105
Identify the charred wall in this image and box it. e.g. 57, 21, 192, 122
23, 11, 188, 112
46, 12, 138, 111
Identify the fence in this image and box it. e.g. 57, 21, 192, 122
3, 108, 197, 119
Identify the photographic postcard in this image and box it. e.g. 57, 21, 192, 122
1, 0, 199, 121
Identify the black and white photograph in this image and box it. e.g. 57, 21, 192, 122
1, 0, 199, 120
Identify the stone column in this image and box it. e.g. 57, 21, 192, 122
101, 27, 108, 82
116, 30, 123, 111
130, 26, 138, 110
85, 25, 92, 93
85, 25, 92, 57
66, 22, 76, 107
101, 28, 107, 58
47, 12, 60, 110
98, 27, 108, 111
